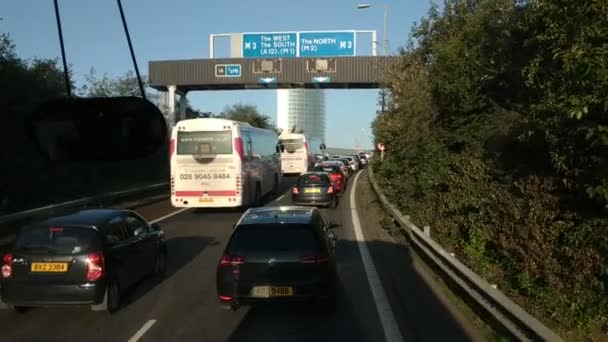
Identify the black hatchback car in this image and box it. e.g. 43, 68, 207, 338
216, 206, 339, 310
0, 209, 167, 313
291, 172, 338, 208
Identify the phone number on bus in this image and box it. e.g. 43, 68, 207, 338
179, 173, 231, 180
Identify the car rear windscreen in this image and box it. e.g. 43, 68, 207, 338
228, 226, 321, 254
298, 173, 330, 185
177, 131, 232, 155
313, 165, 340, 173
15, 226, 99, 255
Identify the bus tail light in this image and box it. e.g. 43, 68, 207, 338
235, 138, 244, 162
169, 139, 175, 158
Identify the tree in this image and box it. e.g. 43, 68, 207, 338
220, 103, 272, 129
0, 32, 73, 210
79, 68, 158, 102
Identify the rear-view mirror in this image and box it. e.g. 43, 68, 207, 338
28, 96, 167, 163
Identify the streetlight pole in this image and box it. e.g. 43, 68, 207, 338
357, 3, 389, 113
383, 4, 388, 55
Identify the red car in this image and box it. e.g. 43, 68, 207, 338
312, 163, 346, 193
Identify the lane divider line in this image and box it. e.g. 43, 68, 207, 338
274, 194, 286, 202
350, 171, 405, 342
127, 319, 157, 342
150, 208, 190, 224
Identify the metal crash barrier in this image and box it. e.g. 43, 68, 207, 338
367, 165, 563, 342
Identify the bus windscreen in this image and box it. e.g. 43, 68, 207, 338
177, 131, 232, 155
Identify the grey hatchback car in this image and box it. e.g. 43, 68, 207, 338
291, 172, 338, 208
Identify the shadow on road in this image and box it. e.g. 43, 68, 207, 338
226, 277, 366, 342
221, 235, 479, 342
124, 235, 219, 306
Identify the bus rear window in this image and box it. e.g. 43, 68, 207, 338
280, 139, 304, 153
177, 131, 232, 155
15, 226, 100, 255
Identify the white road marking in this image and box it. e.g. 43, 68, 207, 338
350, 171, 405, 342
150, 208, 190, 224
274, 194, 286, 202
127, 319, 157, 342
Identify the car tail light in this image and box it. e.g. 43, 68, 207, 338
292, 187, 299, 194
299, 254, 329, 264
87, 252, 105, 282
220, 254, 246, 267
219, 295, 233, 302
2, 253, 13, 278
234, 137, 244, 162
327, 186, 334, 194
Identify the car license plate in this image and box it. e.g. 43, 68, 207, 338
304, 188, 321, 193
251, 286, 294, 298
31, 262, 68, 272
198, 197, 214, 203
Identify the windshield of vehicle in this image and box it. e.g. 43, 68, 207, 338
280, 138, 304, 153
228, 225, 321, 254
15, 226, 99, 255
177, 131, 232, 155
297, 173, 330, 185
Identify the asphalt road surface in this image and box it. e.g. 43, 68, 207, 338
0, 172, 485, 342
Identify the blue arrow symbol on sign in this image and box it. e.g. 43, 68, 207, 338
312, 76, 331, 83
259, 77, 277, 84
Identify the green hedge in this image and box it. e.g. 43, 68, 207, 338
372, 0, 608, 337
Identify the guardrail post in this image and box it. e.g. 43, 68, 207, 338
423, 225, 431, 237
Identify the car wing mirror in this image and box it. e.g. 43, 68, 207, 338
151, 223, 161, 232
329, 221, 341, 229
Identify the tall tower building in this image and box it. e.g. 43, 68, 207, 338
276, 89, 326, 142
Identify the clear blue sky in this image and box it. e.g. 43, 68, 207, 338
2, 0, 431, 149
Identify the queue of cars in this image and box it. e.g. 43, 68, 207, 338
0, 113, 369, 317
0, 172, 352, 315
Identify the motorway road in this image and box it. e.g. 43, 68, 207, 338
0, 172, 485, 342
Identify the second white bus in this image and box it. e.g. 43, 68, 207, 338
170, 118, 282, 208
278, 133, 323, 175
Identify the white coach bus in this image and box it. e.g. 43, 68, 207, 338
278, 133, 324, 175
170, 118, 282, 208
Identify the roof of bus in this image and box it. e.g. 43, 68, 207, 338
175, 118, 278, 135
279, 133, 322, 141
177, 118, 252, 127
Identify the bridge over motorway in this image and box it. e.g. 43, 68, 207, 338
148, 55, 402, 123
